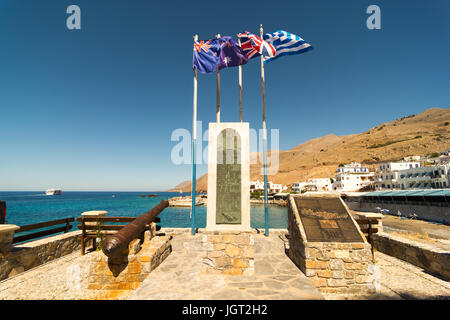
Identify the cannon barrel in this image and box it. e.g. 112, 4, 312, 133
0, 200, 6, 224
102, 200, 169, 258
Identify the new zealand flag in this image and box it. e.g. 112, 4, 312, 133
192, 39, 222, 74
193, 36, 248, 74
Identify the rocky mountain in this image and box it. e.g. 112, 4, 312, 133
168, 107, 450, 192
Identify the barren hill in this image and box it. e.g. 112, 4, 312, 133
168, 107, 450, 192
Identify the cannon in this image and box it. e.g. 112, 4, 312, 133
102, 200, 169, 258
0, 200, 6, 224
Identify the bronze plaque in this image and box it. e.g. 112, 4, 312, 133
216, 129, 241, 224
294, 197, 363, 242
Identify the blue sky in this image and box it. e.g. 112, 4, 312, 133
0, 0, 449, 191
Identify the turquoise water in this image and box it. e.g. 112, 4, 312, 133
0, 192, 287, 231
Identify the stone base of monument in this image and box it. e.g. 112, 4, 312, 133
288, 194, 376, 295
87, 223, 171, 299
200, 232, 255, 276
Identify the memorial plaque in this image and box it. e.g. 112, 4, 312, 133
216, 128, 241, 224
206, 122, 250, 231
294, 197, 364, 242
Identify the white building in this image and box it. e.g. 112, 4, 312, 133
250, 181, 287, 194
378, 161, 420, 172
375, 162, 449, 190
395, 164, 449, 189
374, 171, 400, 190
292, 178, 332, 193
250, 181, 265, 192
375, 161, 421, 190
332, 172, 376, 192
336, 162, 370, 174
292, 182, 307, 193
269, 182, 286, 193
403, 155, 421, 161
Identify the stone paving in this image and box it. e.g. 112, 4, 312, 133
324, 251, 450, 300
0, 250, 99, 300
128, 229, 324, 300
0, 228, 448, 300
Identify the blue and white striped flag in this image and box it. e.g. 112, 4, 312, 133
262, 30, 313, 63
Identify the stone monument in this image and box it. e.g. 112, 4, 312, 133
288, 194, 375, 294
206, 122, 250, 232
201, 122, 254, 276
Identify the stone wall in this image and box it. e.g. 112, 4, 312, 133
87, 224, 172, 299
288, 195, 375, 294
0, 230, 82, 281
200, 232, 255, 276
350, 211, 383, 234
373, 232, 450, 281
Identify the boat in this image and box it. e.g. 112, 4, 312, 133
45, 188, 62, 195
168, 196, 203, 207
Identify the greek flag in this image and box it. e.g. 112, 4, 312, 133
262, 30, 313, 63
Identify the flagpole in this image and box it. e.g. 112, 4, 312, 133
260, 24, 269, 237
191, 34, 198, 236
216, 34, 221, 123
238, 37, 243, 122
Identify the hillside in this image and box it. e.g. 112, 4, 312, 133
168, 107, 450, 192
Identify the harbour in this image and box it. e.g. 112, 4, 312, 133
0, 191, 289, 230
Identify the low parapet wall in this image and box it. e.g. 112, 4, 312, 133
373, 232, 450, 281
87, 223, 172, 299
0, 230, 82, 281
346, 200, 449, 224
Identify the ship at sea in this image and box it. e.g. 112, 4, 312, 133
45, 188, 62, 195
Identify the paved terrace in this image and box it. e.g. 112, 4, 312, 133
0, 228, 448, 300
128, 229, 324, 300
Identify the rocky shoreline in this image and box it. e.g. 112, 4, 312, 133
250, 199, 287, 207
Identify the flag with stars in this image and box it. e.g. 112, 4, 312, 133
192, 38, 223, 74
217, 36, 248, 70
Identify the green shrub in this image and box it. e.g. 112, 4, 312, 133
250, 191, 263, 199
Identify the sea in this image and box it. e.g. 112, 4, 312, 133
0, 191, 288, 231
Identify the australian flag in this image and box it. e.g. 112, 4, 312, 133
193, 36, 248, 74
217, 36, 248, 70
